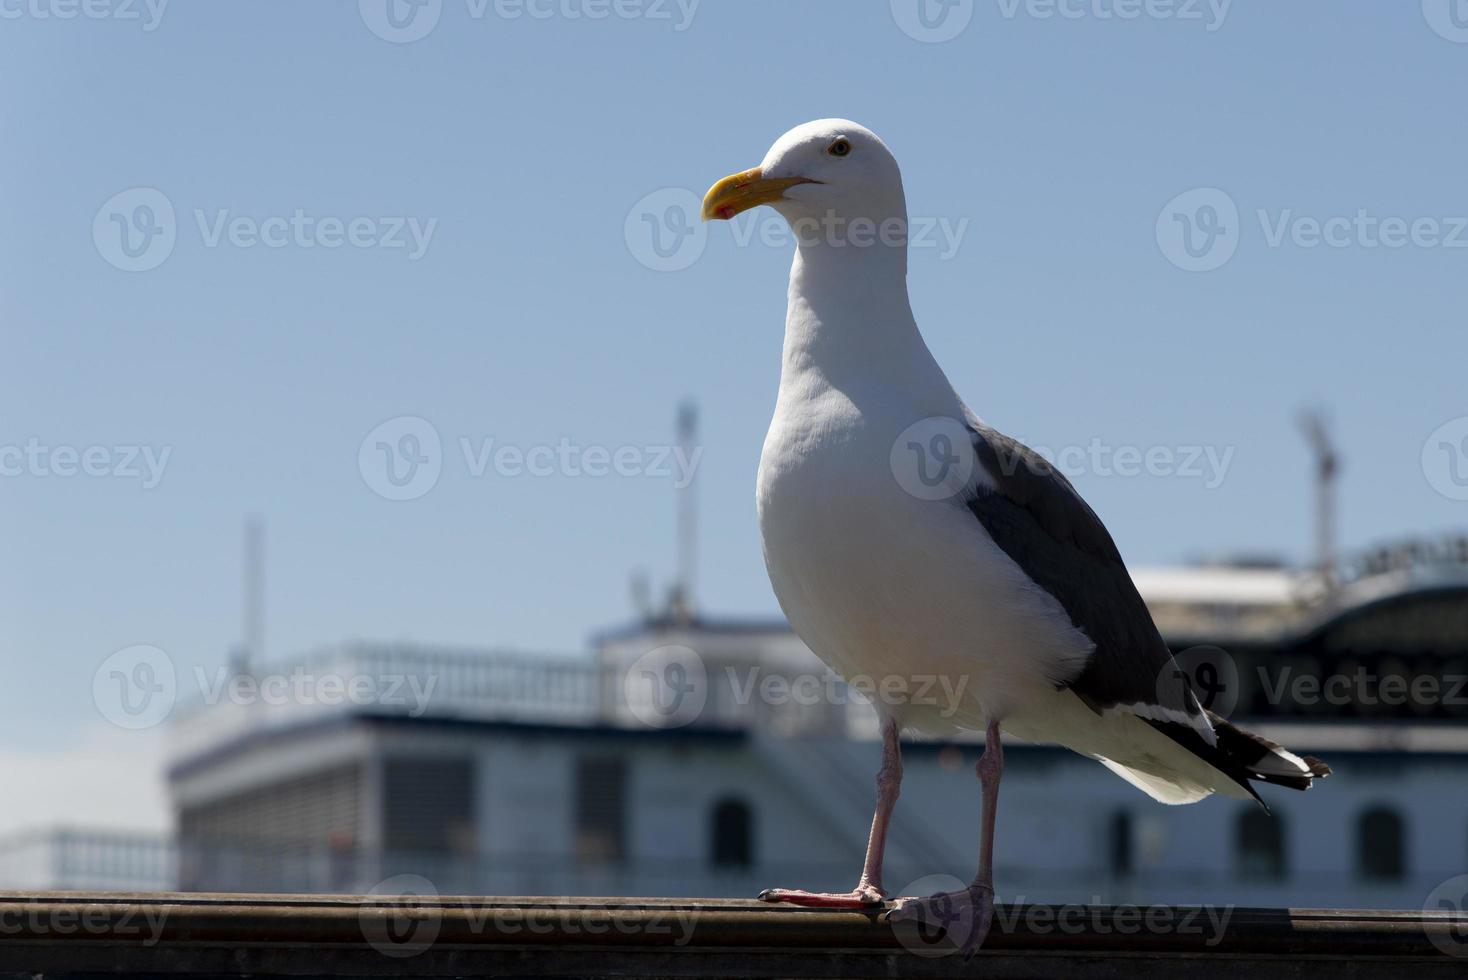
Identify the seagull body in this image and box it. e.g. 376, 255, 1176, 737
702, 119, 1327, 953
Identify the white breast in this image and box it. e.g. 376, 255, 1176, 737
757, 388, 1094, 736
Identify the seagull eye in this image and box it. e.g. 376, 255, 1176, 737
827, 138, 852, 158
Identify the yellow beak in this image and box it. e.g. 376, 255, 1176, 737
701, 167, 817, 221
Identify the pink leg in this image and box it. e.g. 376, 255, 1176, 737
759, 717, 902, 908
888, 719, 1003, 958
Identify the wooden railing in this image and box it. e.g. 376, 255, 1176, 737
0, 892, 1465, 978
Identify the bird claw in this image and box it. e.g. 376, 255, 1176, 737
757, 885, 886, 908
885, 883, 994, 959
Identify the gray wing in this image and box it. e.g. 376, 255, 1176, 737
963, 423, 1207, 734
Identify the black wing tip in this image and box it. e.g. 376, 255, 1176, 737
1145, 713, 1329, 808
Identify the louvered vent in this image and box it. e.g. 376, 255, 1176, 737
179, 764, 361, 848
382, 757, 476, 854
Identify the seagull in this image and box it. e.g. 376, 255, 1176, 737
700, 119, 1329, 955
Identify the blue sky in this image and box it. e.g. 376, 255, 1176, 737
1, 1, 1465, 820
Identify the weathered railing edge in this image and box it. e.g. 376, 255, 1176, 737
0, 892, 1464, 959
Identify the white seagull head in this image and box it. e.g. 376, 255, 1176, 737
702, 119, 907, 236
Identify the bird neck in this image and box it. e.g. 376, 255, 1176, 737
779, 232, 937, 397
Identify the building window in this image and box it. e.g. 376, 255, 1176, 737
575, 757, 627, 863
1236, 807, 1286, 879
1109, 810, 1133, 877
1357, 806, 1405, 880
711, 798, 753, 868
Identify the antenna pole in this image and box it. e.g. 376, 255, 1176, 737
243, 516, 265, 670
1298, 410, 1339, 598
674, 402, 698, 623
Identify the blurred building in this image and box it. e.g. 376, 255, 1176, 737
5, 535, 1467, 909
